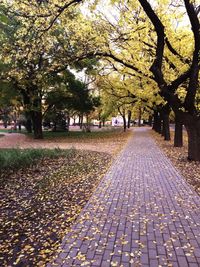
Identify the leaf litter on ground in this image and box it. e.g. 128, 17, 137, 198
152, 130, 200, 195
0, 149, 112, 267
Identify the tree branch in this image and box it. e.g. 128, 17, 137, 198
42, 0, 83, 32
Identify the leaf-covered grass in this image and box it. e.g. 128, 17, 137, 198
0, 129, 10, 133
0, 150, 112, 267
0, 128, 26, 134
0, 148, 72, 172
31, 127, 122, 140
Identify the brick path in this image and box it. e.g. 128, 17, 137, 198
48, 128, 200, 267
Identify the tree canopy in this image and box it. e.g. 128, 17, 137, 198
0, 0, 199, 159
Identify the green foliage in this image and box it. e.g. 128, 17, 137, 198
0, 148, 73, 171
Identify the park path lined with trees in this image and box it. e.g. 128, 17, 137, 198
0, 0, 199, 265
48, 127, 200, 267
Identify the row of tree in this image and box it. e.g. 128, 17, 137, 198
0, 0, 199, 160
91, 0, 200, 160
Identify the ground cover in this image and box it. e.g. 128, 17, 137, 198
0, 128, 131, 266
0, 148, 67, 170
0, 127, 131, 155
0, 149, 112, 267
152, 130, 200, 195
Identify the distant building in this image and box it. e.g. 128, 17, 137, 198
112, 116, 124, 126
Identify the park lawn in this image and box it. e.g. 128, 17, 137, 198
29, 127, 127, 142
152, 130, 200, 195
0, 148, 70, 170
0, 129, 26, 133
0, 149, 112, 267
0, 129, 10, 133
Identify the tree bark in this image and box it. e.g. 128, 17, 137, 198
161, 104, 171, 140
157, 114, 162, 134
162, 113, 170, 140
152, 111, 157, 130
25, 117, 32, 133
3, 121, 7, 128
32, 110, 43, 139
184, 117, 200, 161
153, 111, 162, 133
127, 110, 132, 128
66, 114, 70, 132
174, 115, 183, 147
79, 114, 83, 129
18, 123, 21, 131
138, 107, 142, 127
122, 115, 127, 132
148, 115, 152, 126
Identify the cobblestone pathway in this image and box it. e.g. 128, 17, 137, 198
48, 128, 200, 267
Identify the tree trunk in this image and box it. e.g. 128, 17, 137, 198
148, 115, 152, 126
174, 116, 183, 147
22, 90, 32, 133
13, 113, 17, 130
152, 111, 157, 130
18, 123, 21, 131
25, 117, 32, 133
161, 104, 171, 140
127, 110, 132, 128
185, 118, 200, 161
122, 115, 127, 132
153, 111, 162, 133
98, 111, 102, 128
66, 115, 70, 132
3, 121, 7, 128
162, 113, 170, 140
138, 107, 142, 127
78, 115, 81, 126
32, 111, 43, 139
102, 119, 105, 127
157, 114, 162, 134
79, 114, 83, 129
161, 116, 164, 137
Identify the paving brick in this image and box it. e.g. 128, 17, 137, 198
177, 256, 189, 266
48, 128, 200, 266
140, 253, 149, 265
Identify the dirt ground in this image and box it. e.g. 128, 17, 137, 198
0, 128, 132, 155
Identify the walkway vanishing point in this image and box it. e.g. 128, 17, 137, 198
48, 128, 200, 267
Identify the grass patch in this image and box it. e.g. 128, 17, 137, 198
0, 127, 125, 140
0, 129, 27, 134
0, 148, 73, 172
0, 129, 10, 133
41, 128, 122, 139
